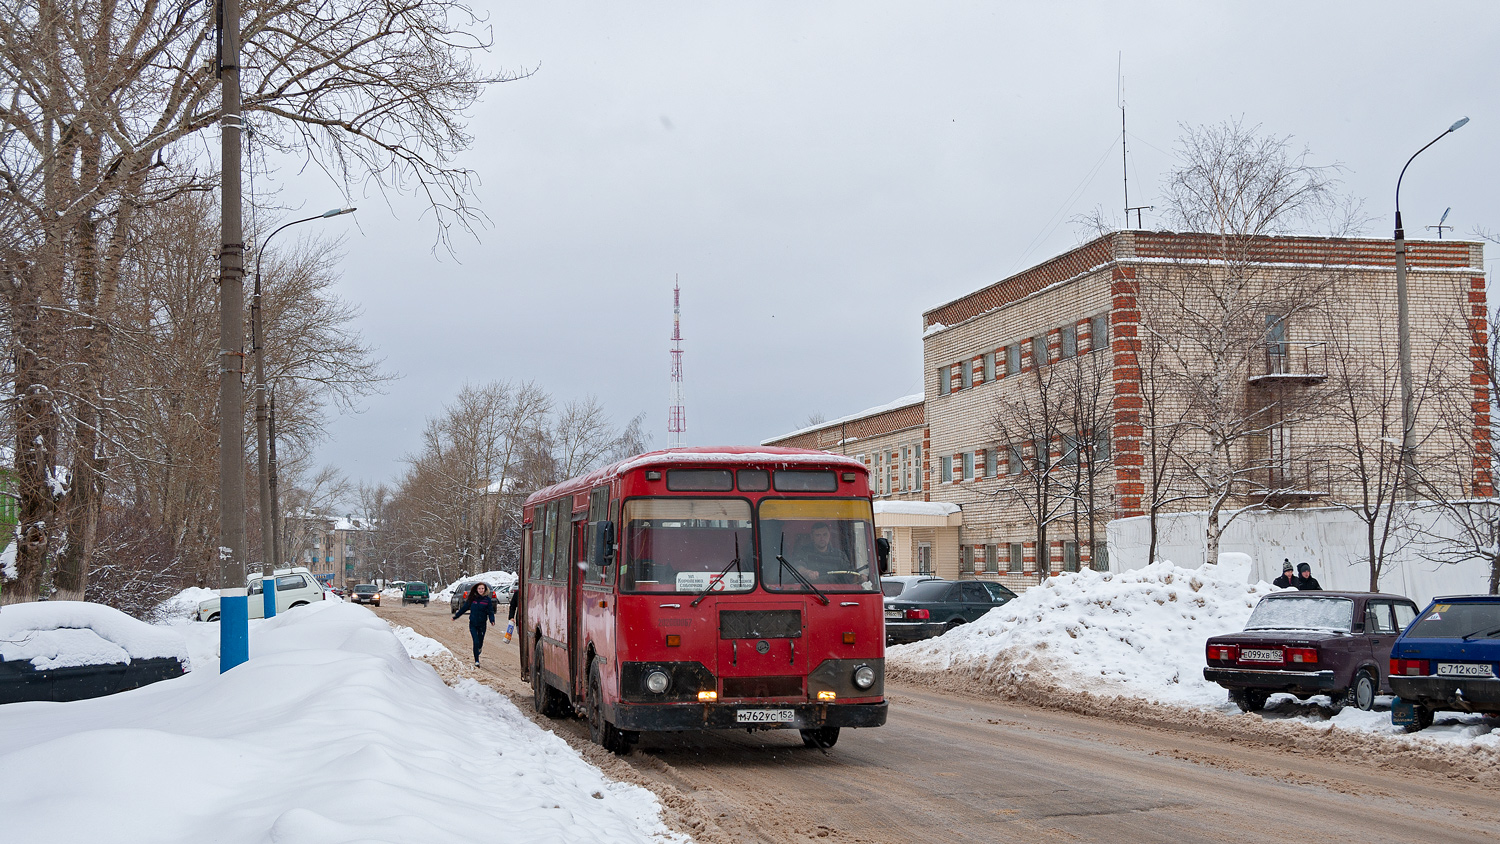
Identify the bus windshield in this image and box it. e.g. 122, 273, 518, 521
759, 499, 877, 593
621, 498, 754, 593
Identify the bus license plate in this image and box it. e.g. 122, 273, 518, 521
736, 709, 795, 724
1438, 662, 1495, 678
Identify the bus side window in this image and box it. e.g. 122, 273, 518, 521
606, 498, 619, 586
526, 511, 541, 579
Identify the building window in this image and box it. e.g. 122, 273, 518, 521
1033, 437, 1049, 471
962, 451, 974, 481
1063, 541, 1080, 572
918, 543, 933, 575
960, 545, 974, 575
1006, 343, 1020, 376
983, 352, 995, 382
960, 361, 973, 390
939, 365, 951, 394
1266, 314, 1289, 373
985, 544, 998, 573
1060, 433, 1079, 467
874, 453, 883, 495
1008, 445, 1022, 476
1060, 324, 1077, 359
1008, 542, 1024, 573
1092, 541, 1109, 572
1092, 314, 1108, 353
888, 451, 898, 492
985, 448, 998, 478
1094, 428, 1111, 462
914, 445, 923, 490
1031, 334, 1047, 368
941, 455, 952, 483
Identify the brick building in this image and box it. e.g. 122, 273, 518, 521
769, 230, 1490, 591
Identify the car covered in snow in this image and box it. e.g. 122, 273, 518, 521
193, 567, 328, 621
1388, 596, 1500, 732
0, 601, 188, 703
883, 579, 1016, 645
1204, 591, 1418, 712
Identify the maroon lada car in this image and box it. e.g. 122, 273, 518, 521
1204, 591, 1419, 712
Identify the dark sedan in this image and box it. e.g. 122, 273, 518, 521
884, 579, 1017, 645
1204, 591, 1418, 712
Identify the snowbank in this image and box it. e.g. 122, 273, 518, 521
390, 624, 450, 660
155, 586, 219, 621
0, 601, 190, 670
434, 570, 518, 603
0, 601, 685, 844
889, 561, 1273, 706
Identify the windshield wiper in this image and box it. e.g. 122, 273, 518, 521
776, 534, 830, 606
1461, 625, 1500, 641
691, 534, 742, 607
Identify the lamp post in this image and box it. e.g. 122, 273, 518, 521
253, 207, 354, 618
1394, 117, 1468, 495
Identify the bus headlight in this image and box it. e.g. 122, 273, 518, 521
852, 664, 876, 690
645, 670, 671, 694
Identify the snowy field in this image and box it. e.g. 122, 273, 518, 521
887, 560, 1500, 752
0, 600, 686, 844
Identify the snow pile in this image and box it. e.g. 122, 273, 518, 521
0, 601, 685, 844
154, 586, 219, 621
391, 624, 450, 659
435, 570, 517, 603
889, 561, 1273, 706
0, 601, 190, 670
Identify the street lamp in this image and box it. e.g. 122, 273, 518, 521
252, 206, 355, 618
1394, 117, 1467, 495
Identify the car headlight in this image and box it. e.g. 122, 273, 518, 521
645, 670, 671, 694
852, 664, 876, 690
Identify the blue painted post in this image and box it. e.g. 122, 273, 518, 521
262, 575, 277, 618
220, 587, 250, 671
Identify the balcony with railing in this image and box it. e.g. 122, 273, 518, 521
1248, 340, 1328, 388
1260, 457, 1331, 506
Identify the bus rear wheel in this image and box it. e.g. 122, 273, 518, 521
532, 641, 567, 719
800, 726, 839, 748
588, 661, 631, 755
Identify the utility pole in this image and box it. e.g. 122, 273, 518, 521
217, 0, 249, 671
269, 383, 282, 570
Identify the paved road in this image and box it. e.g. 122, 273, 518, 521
379, 602, 1500, 843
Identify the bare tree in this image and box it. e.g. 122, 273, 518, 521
989, 354, 1071, 579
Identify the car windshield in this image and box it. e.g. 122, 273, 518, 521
621, 498, 754, 593
1406, 601, 1500, 639
759, 499, 877, 593
355, 585, 377, 594
1245, 596, 1353, 631
899, 580, 953, 602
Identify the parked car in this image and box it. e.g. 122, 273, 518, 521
402, 581, 430, 606
1, 601, 189, 704
883, 579, 1017, 645
350, 584, 381, 606
881, 575, 945, 601
194, 567, 327, 621
1388, 595, 1500, 732
1204, 591, 1419, 712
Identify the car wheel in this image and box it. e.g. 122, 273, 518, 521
1402, 704, 1435, 733
943, 619, 963, 634
1235, 689, 1269, 713
289, 601, 308, 609
208, 612, 220, 622
588, 660, 631, 754
532, 640, 567, 719
1353, 670, 1377, 711
800, 726, 840, 748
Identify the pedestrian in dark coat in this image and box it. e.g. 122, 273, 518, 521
1273, 560, 1298, 589
453, 582, 498, 666
1294, 562, 1323, 591
508, 587, 519, 621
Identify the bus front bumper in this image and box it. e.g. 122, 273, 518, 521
611, 700, 888, 733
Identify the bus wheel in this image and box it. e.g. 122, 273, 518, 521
800, 726, 839, 748
588, 661, 630, 755
532, 641, 567, 719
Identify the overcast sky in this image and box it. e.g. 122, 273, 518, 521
263, 2, 1500, 491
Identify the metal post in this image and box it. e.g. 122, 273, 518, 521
253, 261, 276, 618
268, 383, 281, 570
217, 0, 249, 671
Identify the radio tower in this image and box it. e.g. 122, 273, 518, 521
668, 278, 687, 448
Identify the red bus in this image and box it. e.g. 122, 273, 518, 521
518, 446, 889, 753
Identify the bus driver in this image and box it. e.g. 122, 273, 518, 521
794, 521, 850, 581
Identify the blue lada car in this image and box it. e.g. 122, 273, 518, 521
1388, 595, 1500, 732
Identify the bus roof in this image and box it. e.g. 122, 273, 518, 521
522, 446, 867, 508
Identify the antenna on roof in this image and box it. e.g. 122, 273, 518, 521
1426, 207, 1453, 239
1120, 54, 1152, 229
668, 277, 686, 448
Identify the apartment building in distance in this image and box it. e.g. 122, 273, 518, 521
769, 230, 1490, 591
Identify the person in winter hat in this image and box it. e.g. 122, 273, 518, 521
1273, 560, 1298, 589
1294, 562, 1322, 591
453, 581, 498, 667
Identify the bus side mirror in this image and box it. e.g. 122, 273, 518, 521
876, 537, 891, 575
595, 521, 616, 567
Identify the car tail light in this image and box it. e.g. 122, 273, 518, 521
1391, 658, 1429, 677
904, 608, 930, 620
1206, 644, 1239, 662
1285, 647, 1318, 665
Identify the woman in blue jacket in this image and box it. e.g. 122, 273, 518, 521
453, 581, 498, 667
